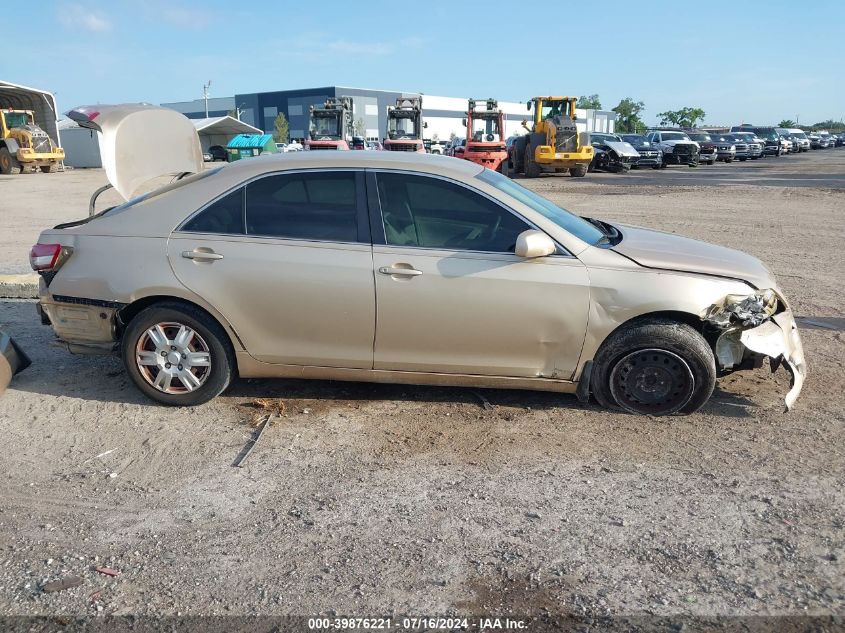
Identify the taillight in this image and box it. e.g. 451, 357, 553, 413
29, 243, 70, 272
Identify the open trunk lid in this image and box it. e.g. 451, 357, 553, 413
66, 104, 203, 201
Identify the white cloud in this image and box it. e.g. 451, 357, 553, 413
59, 3, 112, 32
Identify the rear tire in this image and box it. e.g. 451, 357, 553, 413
121, 302, 234, 406
591, 317, 716, 416
0, 147, 17, 175
570, 163, 588, 177
524, 146, 541, 178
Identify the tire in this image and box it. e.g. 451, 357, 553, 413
651, 164, 660, 170
0, 147, 17, 175
570, 163, 588, 177
591, 317, 716, 416
739, 157, 747, 162
524, 145, 541, 178
121, 302, 234, 406
40, 164, 57, 173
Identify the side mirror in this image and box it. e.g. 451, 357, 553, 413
515, 230, 556, 258
526, 102, 532, 111
423, 122, 428, 129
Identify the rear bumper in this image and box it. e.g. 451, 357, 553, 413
38, 282, 121, 355
535, 145, 593, 166
0, 330, 31, 394
16, 148, 64, 163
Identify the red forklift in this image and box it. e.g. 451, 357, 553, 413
305, 97, 353, 150
461, 98, 507, 171
384, 97, 426, 153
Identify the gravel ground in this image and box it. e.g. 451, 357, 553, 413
0, 153, 843, 629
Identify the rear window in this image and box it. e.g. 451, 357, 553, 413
245, 171, 360, 242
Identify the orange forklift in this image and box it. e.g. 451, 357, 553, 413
460, 98, 507, 171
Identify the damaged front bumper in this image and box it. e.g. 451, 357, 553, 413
0, 329, 32, 394
706, 290, 806, 410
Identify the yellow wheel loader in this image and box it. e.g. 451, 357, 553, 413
507, 97, 592, 178
0, 109, 64, 174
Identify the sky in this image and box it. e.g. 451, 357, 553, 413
4, 0, 844, 127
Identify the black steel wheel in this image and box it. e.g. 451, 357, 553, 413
609, 349, 695, 415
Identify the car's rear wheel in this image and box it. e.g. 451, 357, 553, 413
591, 317, 716, 416
121, 303, 234, 406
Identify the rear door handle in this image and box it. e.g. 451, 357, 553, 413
378, 266, 422, 277
182, 250, 224, 261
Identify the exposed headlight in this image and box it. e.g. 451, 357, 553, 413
703, 289, 778, 328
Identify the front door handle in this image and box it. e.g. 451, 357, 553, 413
378, 266, 422, 277
182, 250, 224, 261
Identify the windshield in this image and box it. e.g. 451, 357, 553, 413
792, 132, 807, 139
687, 133, 712, 142
3, 112, 31, 128
592, 134, 621, 143
471, 115, 501, 142
540, 100, 574, 119
310, 114, 341, 138
477, 169, 606, 247
388, 116, 418, 138
662, 132, 690, 141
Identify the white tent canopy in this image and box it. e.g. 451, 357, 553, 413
192, 116, 262, 150
0, 79, 60, 144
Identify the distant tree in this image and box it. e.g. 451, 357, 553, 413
778, 119, 796, 128
577, 94, 602, 110
353, 117, 366, 136
808, 119, 844, 132
449, 131, 457, 142
432, 133, 440, 141
226, 109, 236, 118
273, 113, 290, 143
612, 98, 646, 133
657, 107, 706, 128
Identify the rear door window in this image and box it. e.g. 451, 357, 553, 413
245, 171, 361, 242
181, 187, 245, 234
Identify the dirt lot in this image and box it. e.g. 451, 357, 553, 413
0, 152, 843, 629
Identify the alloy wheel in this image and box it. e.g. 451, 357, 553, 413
135, 322, 211, 394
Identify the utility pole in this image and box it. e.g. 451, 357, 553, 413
202, 80, 212, 118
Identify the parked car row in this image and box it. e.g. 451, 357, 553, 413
537, 126, 842, 174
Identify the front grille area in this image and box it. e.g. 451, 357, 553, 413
674, 144, 694, 155
387, 143, 419, 152
734, 143, 748, 151
468, 146, 505, 153
32, 135, 53, 153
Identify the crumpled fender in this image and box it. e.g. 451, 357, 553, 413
0, 330, 31, 395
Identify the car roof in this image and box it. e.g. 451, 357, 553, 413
218, 149, 485, 179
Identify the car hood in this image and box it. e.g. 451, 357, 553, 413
611, 223, 774, 289
602, 141, 639, 157
661, 139, 697, 147
66, 104, 203, 201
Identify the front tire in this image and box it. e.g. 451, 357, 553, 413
121, 303, 234, 406
591, 317, 716, 416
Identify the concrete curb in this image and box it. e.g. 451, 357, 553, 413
0, 274, 39, 299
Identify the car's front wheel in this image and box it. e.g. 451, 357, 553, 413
121, 303, 234, 406
590, 317, 716, 416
